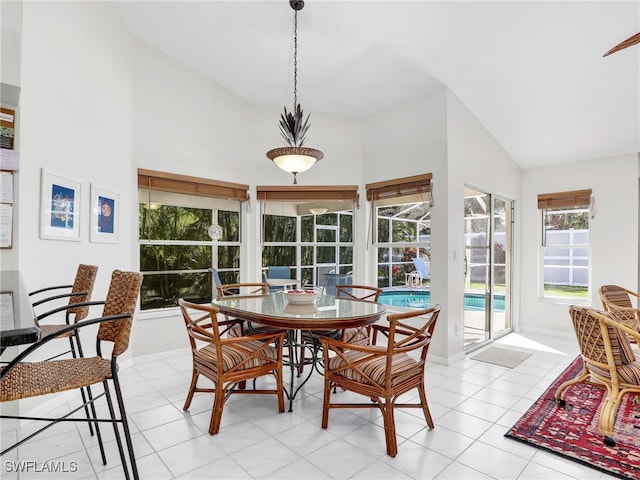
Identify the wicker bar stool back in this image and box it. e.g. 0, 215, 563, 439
1, 270, 143, 480
28, 264, 99, 435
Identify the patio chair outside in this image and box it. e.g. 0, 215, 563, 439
320, 305, 440, 457
411, 257, 430, 286
178, 299, 286, 434
266, 266, 291, 292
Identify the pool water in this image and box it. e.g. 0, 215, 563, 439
379, 290, 505, 312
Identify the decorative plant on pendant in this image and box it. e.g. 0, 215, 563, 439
279, 104, 310, 148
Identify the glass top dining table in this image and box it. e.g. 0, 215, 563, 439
212, 290, 386, 331
212, 290, 386, 411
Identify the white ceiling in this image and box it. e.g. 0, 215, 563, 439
83, 2, 640, 168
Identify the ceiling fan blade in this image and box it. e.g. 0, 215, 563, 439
603, 32, 640, 57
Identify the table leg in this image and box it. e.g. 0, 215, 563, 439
282, 329, 321, 412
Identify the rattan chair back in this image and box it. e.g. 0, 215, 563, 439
599, 284, 640, 332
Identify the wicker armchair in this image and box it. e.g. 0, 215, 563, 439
1, 270, 143, 479
298, 284, 382, 374
599, 285, 640, 335
178, 299, 286, 435
320, 305, 440, 457
555, 306, 640, 447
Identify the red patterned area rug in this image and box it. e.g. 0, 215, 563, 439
505, 356, 640, 480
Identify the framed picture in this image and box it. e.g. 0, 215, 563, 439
40, 169, 81, 241
90, 184, 119, 243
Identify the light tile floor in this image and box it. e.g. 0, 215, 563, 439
0, 332, 622, 479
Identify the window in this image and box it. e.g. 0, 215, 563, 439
138, 170, 248, 310
257, 186, 357, 287
366, 174, 432, 288
538, 189, 591, 301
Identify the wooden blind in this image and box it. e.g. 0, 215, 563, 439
537, 189, 592, 209
365, 173, 432, 201
138, 169, 249, 201
256, 185, 359, 201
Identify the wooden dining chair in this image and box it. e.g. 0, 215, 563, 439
1, 270, 143, 479
178, 299, 286, 434
298, 284, 382, 374
319, 305, 440, 457
215, 282, 275, 336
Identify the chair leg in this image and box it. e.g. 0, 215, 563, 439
599, 387, 620, 446
275, 367, 285, 413
209, 384, 226, 435
555, 364, 589, 406
380, 399, 398, 457
70, 334, 95, 437
183, 369, 199, 410
84, 384, 107, 466
417, 383, 434, 429
321, 378, 332, 429
111, 371, 140, 480
103, 380, 130, 479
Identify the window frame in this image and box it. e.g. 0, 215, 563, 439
137, 169, 248, 313
537, 189, 592, 304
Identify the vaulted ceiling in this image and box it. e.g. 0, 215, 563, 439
16, 1, 640, 169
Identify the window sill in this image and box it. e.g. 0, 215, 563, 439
136, 306, 181, 320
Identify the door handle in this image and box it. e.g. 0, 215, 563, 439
463, 256, 468, 276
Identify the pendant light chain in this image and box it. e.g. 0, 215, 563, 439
293, 10, 298, 110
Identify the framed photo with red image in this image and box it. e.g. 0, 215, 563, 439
90, 184, 119, 243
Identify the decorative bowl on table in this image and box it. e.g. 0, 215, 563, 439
284, 289, 320, 305
283, 303, 319, 315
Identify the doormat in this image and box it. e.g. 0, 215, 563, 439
470, 346, 531, 368
505, 356, 640, 480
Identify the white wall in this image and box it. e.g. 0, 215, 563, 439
444, 89, 521, 361
520, 153, 639, 335
362, 88, 450, 359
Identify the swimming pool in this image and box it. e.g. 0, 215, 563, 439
379, 290, 505, 312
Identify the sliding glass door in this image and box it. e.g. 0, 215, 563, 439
463, 187, 513, 350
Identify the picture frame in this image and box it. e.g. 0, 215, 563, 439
90, 184, 119, 243
40, 169, 81, 241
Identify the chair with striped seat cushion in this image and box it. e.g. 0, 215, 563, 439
298, 284, 382, 375
555, 306, 640, 447
178, 299, 286, 435
599, 284, 640, 336
319, 305, 440, 457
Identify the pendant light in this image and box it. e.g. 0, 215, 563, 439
266, 0, 323, 184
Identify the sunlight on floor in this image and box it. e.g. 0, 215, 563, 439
496, 333, 571, 355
